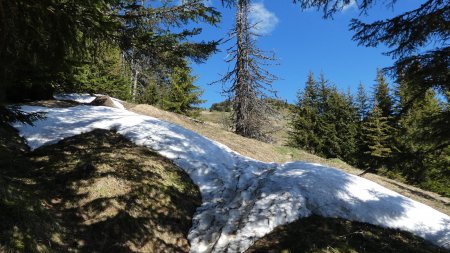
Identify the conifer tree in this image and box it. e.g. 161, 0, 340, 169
315, 74, 339, 157
395, 83, 448, 194
333, 89, 358, 163
374, 69, 394, 118
217, 0, 278, 141
356, 82, 370, 121
289, 72, 320, 152
290, 72, 358, 162
292, 0, 449, 162
361, 104, 394, 170
161, 66, 204, 116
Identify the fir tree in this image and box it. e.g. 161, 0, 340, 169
289, 72, 320, 152
361, 104, 394, 170
356, 82, 370, 121
374, 69, 394, 118
161, 66, 205, 116
289, 72, 358, 162
395, 83, 449, 194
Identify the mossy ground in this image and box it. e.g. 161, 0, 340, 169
0, 125, 200, 252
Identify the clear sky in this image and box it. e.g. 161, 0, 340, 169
188, 0, 425, 108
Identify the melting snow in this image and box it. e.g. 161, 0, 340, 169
53, 93, 125, 110
12, 104, 450, 252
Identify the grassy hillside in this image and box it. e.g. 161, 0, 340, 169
128, 103, 449, 216
1, 101, 449, 253
0, 125, 200, 252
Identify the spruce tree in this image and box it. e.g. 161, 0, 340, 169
361, 104, 394, 170
355, 83, 370, 167
315, 74, 339, 157
333, 89, 358, 164
289, 72, 358, 162
374, 69, 394, 118
395, 83, 449, 194
292, 0, 449, 157
356, 82, 370, 121
161, 66, 205, 116
289, 72, 320, 152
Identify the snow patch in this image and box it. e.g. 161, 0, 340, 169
53, 93, 125, 109
53, 93, 96, 103
12, 105, 450, 252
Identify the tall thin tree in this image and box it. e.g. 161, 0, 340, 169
217, 0, 278, 141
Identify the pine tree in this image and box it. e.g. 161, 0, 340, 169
161, 66, 204, 116
315, 74, 340, 158
361, 104, 394, 170
374, 69, 394, 118
289, 72, 320, 152
395, 83, 449, 194
289, 72, 358, 162
356, 82, 370, 121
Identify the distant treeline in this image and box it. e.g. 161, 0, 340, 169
289, 70, 449, 196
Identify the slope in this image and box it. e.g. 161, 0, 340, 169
126, 103, 449, 216
0, 124, 200, 252
11, 101, 450, 252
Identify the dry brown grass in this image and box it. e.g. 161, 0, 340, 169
126, 103, 449, 215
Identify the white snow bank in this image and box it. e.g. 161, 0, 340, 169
54, 93, 96, 103
12, 105, 450, 252
110, 98, 125, 110
53, 93, 125, 109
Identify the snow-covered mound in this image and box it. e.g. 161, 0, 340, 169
54, 93, 125, 109
12, 105, 450, 252
54, 93, 97, 103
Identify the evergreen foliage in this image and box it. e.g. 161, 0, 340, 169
0, 0, 220, 123
161, 66, 205, 116
66, 45, 132, 101
210, 100, 233, 112
0, 0, 219, 104
289, 69, 449, 196
360, 104, 394, 170
356, 83, 370, 121
373, 69, 394, 118
291, 1, 449, 184
289, 72, 320, 152
394, 84, 449, 195
289, 72, 358, 162
0, 0, 118, 102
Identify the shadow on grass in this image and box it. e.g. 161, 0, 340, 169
0, 126, 200, 252
245, 215, 449, 253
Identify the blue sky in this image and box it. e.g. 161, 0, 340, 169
188, 0, 425, 108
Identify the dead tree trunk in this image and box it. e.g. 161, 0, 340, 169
217, 0, 278, 141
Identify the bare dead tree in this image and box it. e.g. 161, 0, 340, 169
217, 0, 278, 141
